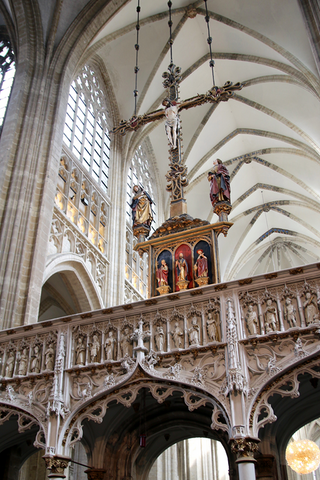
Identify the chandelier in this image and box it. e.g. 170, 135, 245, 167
286, 439, 320, 474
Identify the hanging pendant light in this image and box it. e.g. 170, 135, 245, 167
286, 439, 320, 474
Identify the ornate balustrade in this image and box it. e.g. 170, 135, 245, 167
0, 263, 320, 474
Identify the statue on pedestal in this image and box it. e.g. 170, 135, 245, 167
130, 185, 154, 242
176, 252, 189, 290
208, 159, 232, 223
194, 249, 209, 286
156, 259, 170, 295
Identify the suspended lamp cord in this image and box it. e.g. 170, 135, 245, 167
168, 1, 173, 65
133, 0, 141, 116
204, 0, 215, 87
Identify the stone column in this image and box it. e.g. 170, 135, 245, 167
43, 455, 70, 479
85, 468, 107, 480
230, 437, 260, 480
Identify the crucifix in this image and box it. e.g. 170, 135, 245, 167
111, 0, 242, 219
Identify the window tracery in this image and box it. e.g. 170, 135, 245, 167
0, 36, 15, 133
63, 65, 110, 193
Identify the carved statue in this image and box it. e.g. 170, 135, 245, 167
75, 336, 86, 366
90, 334, 100, 363
44, 343, 55, 371
176, 253, 188, 282
18, 348, 29, 376
264, 299, 278, 332
283, 298, 297, 328
30, 345, 41, 373
130, 185, 153, 227
303, 292, 319, 325
156, 259, 169, 286
105, 331, 116, 361
207, 312, 218, 341
194, 249, 208, 278
172, 322, 183, 349
188, 317, 200, 346
121, 328, 131, 357
245, 304, 258, 335
154, 326, 165, 352
208, 159, 231, 207
163, 98, 180, 148
5, 351, 15, 378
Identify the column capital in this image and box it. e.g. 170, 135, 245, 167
42, 454, 71, 478
85, 468, 107, 480
230, 436, 260, 461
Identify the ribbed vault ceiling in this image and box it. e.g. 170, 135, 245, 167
90, 0, 320, 281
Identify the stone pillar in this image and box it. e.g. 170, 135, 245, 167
85, 468, 107, 480
230, 437, 260, 480
43, 455, 70, 479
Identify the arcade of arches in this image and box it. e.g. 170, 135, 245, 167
1, 1, 320, 480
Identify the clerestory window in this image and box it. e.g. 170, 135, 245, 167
0, 36, 15, 134
63, 65, 110, 193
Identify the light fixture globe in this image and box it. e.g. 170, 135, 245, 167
286, 439, 320, 474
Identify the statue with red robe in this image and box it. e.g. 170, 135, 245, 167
156, 259, 169, 286
208, 159, 231, 207
194, 249, 208, 278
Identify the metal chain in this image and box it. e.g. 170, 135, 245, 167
204, 0, 215, 86
133, 0, 141, 116
168, 1, 173, 65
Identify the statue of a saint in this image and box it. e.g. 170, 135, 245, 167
162, 98, 180, 148
44, 343, 55, 371
75, 336, 86, 366
121, 328, 131, 358
156, 259, 169, 286
188, 317, 200, 346
105, 331, 116, 361
303, 292, 319, 325
172, 322, 183, 349
90, 334, 100, 363
194, 249, 208, 278
130, 185, 153, 227
208, 159, 230, 207
264, 299, 278, 333
5, 351, 15, 378
155, 326, 165, 352
30, 345, 41, 373
176, 253, 188, 282
245, 304, 258, 335
18, 348, 29, 376
207, 312, 218, 341
284, 298, 297, 328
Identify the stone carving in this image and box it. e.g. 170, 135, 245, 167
303, 292, 319, 325
5, 350, 15, 378
17, 348, 29, 376
154, 326, 165, 352
30, 345, 42, 373
207, 312, 219, 341
44, 343, 55, 371
264, 299, 278, 332
245, 304, 258, 335
105, 330, 116, 361
283, 297, 297, 328
188, 317, 200, 346
75, 336, 86, 366
89, 334, 101, 363
120, 327, 132, 358
171, 321, 183, 349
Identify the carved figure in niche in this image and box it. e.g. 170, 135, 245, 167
264, 299, 278, 333
162, 98, 179, 148
75, 336, 86, 366
156, 259, 169, 286
45, 343, 55, 370
172, 322, 183, 349
207, 312, 218, 341
208, 159, 231, 207
284, 298, 297, 328
30, 345, 42, 373
155, 326, 165, 352
90, 334, 100, 363
194, 250, 208, 278
303, 292, 319, 325
121, 328, 131, 357
18, 348, 29, 376
245, 304, 258, 335
105, 331, 116, 361
188, 317, 200, 346
176, 253, 188, 281
130, 185, 153, 227
5, 351, 15, 377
